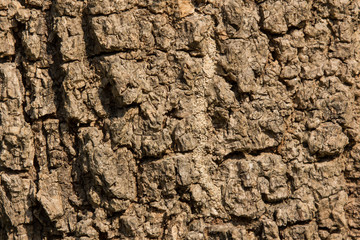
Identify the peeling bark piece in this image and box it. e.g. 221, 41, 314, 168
78, 127, 137, 211
87, 0, 137, 15
262, 219, 280, 240
96, 54, 147, 107
284, 0, 312, 28
173, 118, 197, 152
177, 0, 194, 18
37, 172, 64, 221
140, 130, 172, 157
260, 0, 288, 34
62, 61, 98, 123
43, 119, 67, 168
21, 10, 51, 65
222, 0, 259, 39
90, 10, 153, 53
223, 179, 265, 219
0, 174, 34, 227
55, 17, 85, 62
0, 31, 15, 58
54, 0, 84, 17
0, 64, 34, 170
24, 67, 56, 119
22, 32, 41, 60
280, 221, 319, 240
275, 199, 316, 226
138, 157, 176, 202
308, 122, 348, 157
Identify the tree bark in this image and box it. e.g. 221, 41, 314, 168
0, 0, 360, 239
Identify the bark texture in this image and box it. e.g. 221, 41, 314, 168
0, 0, 360, 239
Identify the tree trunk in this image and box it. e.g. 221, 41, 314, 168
0, 0, 360, 239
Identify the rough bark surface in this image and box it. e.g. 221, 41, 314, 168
0, 0, 360, 239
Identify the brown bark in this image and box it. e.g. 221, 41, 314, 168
0, 0, 360, 239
